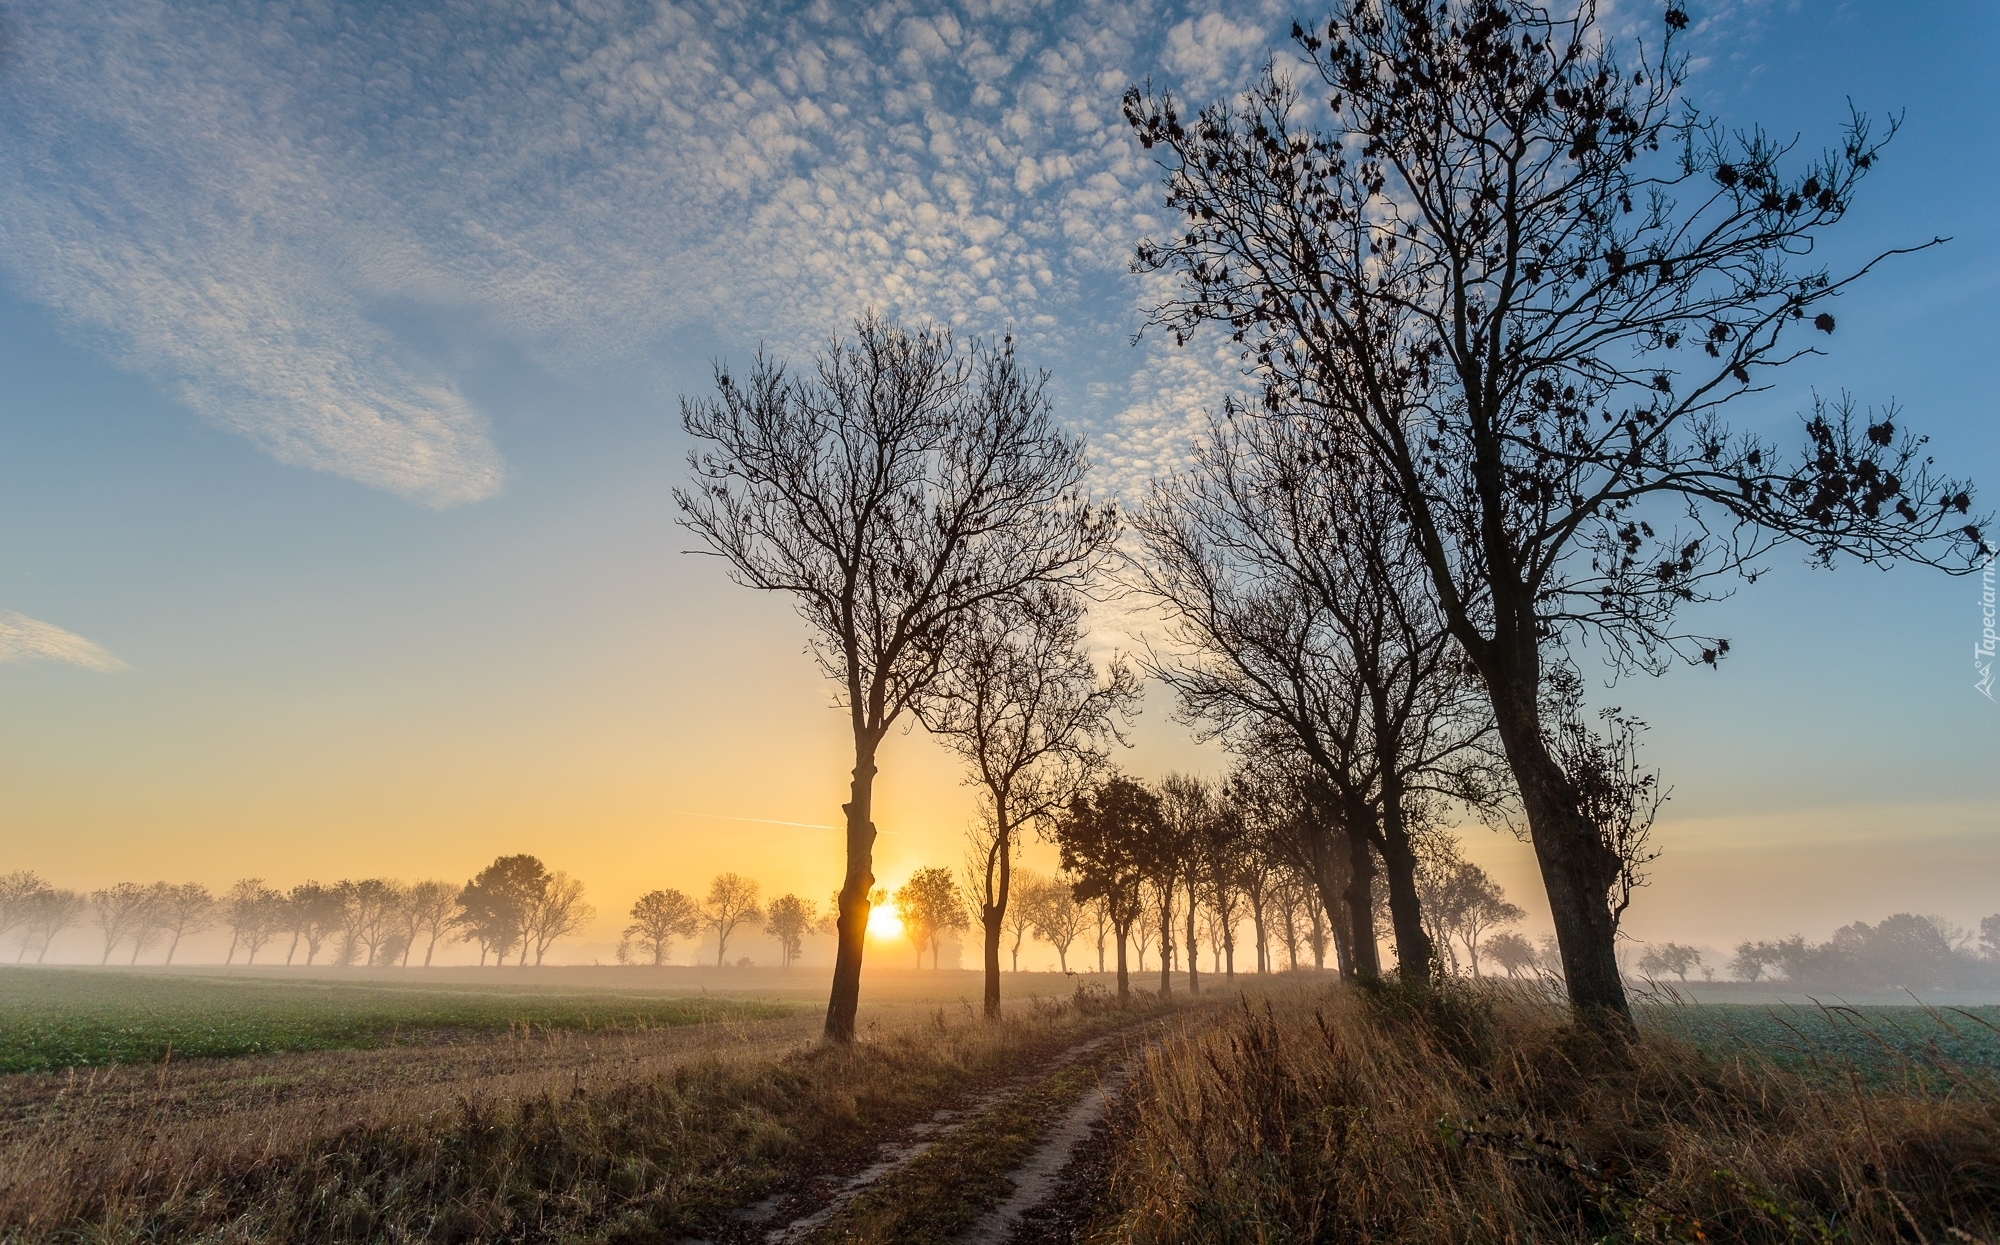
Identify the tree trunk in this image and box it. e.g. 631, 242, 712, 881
1114, 918, 1130, 997
1156, 887, 1174, 996
982, 816, 1010, 1019
1338, 827, 1380, 979
1184, 881, 1200, 995
1249, 891, 1267, 973
825, 734, 882, 1042
1489, 669, 1634, 1030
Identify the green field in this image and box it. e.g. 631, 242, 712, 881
1644, 1002, 2000, 1081
0, 969, 793, 1073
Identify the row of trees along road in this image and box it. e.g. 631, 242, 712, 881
0, 856, 593, 967
1119, 0, 1984, 1031
675, 3, 1983, 1040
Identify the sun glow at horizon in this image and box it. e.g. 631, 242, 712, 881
866, 904, 904, 941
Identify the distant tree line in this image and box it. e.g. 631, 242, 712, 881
1728, 914, 2000, 993
0, 855, 594, 967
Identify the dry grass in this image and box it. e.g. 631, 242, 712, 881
1091, 979, 2000, 1244
0, 988, 1145, 1243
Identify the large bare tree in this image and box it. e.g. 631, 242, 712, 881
923, 589, 1137, 1015
678, 315, 1114, 1040
1126, 0, 1981, 1024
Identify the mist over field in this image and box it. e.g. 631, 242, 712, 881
1, 0, 1996, 1239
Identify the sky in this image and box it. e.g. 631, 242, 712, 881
0, 0, 1994, 969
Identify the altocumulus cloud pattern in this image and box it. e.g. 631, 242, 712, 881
0, 0, 1290, 506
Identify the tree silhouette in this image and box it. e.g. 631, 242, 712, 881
1486, 931, 1538, 979
1031, 878, 1085, 973
284, 882, 344, 966
456, 856, 547, 967
703, 873, 762, 967
624, 888, 701, 966
677, 315, 1114, 1040
523, 872, 592, 966
1126, 0, 1982, 1027
1638, 942, 1705, 983
399, 880, 459, 967
763, 894, 817, 969
1055, 775, 1163, 998
220, 880, 282, 966
924, 588, 1136, 1014
894, 867, 967, 969
88, 883, 154, 966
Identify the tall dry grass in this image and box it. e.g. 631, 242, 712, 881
0, 990, 1142, 1243
1094, 980, 2000, 1243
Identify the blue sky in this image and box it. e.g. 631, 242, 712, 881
0, 0, 1993, 963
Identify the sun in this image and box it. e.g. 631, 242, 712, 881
866, 904, 904, 941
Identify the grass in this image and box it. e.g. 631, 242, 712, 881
0, 981, 1164, 1243
803, 1013, 1156, 1244
1086, 979, 2000, 1243
0, 967, 791, 1072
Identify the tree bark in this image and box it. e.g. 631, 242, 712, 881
1330, 825, 1376, 980
1155, 886, 1174, 996
1113, 918, 1130, 997
1184, 877, 1200, 995
1374, 777, 1434, 983
1488, 676, 1634, 1029
824, 735, 882, 1042
982, 814, 1011, 1018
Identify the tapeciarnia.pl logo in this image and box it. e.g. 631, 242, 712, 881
1978, 554, 1997, 701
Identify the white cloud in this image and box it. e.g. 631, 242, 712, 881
0, 0, 1286, 505
0, 611, 127, 672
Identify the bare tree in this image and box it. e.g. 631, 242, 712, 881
0, 872, 45, 951
524, 872, 593, 966
332, 880, 404, 967
703, 873, 762, 968
1031, 878, 1085, 973
90, 883, 155, 965
285, 882, 343, 966
924, 589, 1137, 1014
763, 894, 817, 969
1639, 942, 1705, 983
623, 888, 702, 966
221, 880, 281, 965
19, 888, 83, 963
1133, 410, 1495, 986
1414, 842, 1525, 976
999, 870, 1042, 971
400, 880, 458, 967
1127, 0, 1982, 1027
677, 315, 1115, 1040
152, 882, 215, 966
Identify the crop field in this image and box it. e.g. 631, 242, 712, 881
1644, 1001, 2000, 1080
0, 967, 793, 1072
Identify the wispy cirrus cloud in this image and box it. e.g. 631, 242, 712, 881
0, 0, 1291, 505
0, 611, 127, 672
